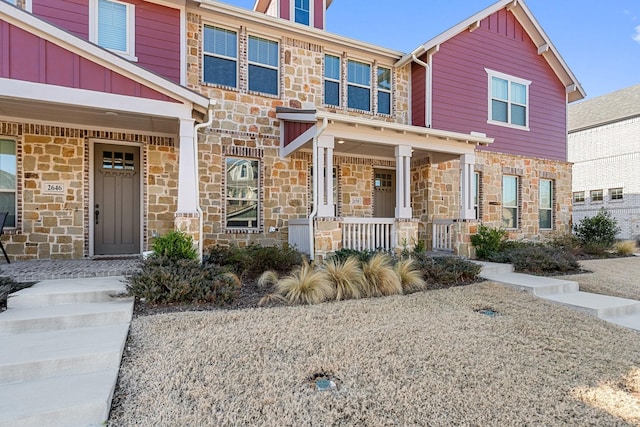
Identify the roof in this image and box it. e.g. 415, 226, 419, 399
568, 84, 640, 132
396, 0, 585, 103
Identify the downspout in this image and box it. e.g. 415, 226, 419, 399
193, 100, 216, 261
308, 116, 329, 260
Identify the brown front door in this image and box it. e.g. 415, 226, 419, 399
374, 169, 395, 218
94, 143, 140, 255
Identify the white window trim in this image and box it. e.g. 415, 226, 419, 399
539, 179, 553, 230
323, 54, 341, 107
291, 0, 313, 26
89, 0, 137, 62
486, 68, 530, 131
347, 59, 372, 112
376, 65, 392, 115
247, 34, 280, 97
202, 24, 239, 89
225, 157, 261, 230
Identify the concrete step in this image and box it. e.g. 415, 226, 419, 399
0, 299, 133, 335
0, 324, 129, 384
604, 312, 640, 330
480, 271, 579, 296
7, 276, 127, 309
0, 369, 118, 427
475, 261, 514, 275
544, 291, 640, 319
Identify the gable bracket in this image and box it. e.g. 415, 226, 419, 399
468, 21, 481, 32
537, 44, 549, 55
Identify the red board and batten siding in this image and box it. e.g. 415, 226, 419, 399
283, 121, 313, 146
423, 8, 567, 161
31, 0, 181, 83
0, 20, 175, 101
278, 0, 324, 29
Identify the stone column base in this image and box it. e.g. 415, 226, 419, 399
174, 212, 200, 247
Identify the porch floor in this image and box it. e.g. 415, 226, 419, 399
0, 259, 141, 283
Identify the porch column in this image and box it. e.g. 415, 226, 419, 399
176, 118, 198, 214
395, 145, 412, 219
460, 153, 476, 220
317, 135, 335, 217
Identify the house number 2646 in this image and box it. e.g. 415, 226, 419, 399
43, 183, 65, 194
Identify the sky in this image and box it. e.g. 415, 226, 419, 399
219, 0, 640, 101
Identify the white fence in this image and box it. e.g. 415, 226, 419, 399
342, 218, 395, 252
432, 219, 455, 252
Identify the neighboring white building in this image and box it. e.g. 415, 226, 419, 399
568, 84, 640, 240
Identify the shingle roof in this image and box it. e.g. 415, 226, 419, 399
568, 84, 640, 132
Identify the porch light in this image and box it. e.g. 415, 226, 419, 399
337, 139, 345, 144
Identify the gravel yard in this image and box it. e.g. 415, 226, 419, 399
109, 259, 640, 426
564, 256, 640, 301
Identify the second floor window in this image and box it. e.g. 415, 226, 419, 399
377, 66, 392, 115
487, 69, 530, 129
248, 36, 279, 96
348, 60, 371, 111
203, 26, 237, 88
294, 0, 310, 25
324, 55, 341, 106
91, 0, 135, 59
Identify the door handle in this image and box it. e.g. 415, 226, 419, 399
95, 204, 100, 225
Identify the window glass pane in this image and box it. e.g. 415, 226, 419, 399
348, 85, 370, 111
511, 104, 526, 126
503, 176, 517, 207
539, 210, 552, 229
511, 82, 526, 104
248, 36, 278, 67
0, 193, 15, 227
492, 77, 508, 100
0, 140, 16, 191
377, 67, 391, 90
502, 207, 517, 229
226, 158, 259, 228
204, 56, 237, 87
377, 91, 390, 114
325, 80, 340, 106
325, 55, 340, 80
348, 61, 370, 86
540, 180, 552, 209
492, 100, 508, 122
248, 64, 278, 95
98, 0, 127, 52
294, 0, 310, 25
204, 26, 237, 58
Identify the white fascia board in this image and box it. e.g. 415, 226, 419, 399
275, 112, 317, 122
0, 2, 208, 109
0, 78, 193, 118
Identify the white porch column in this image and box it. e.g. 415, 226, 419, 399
176, 117, 198, 213
460, 153, 476, 220
395, 145, 412, 219
317, 135, 335, 217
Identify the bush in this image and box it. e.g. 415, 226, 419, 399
506, 245, 580, 275
328, 248, 380, 264
614, 240, 637, 256
206, 244, 303, 280
152, 230, 198, 261
321, 256, 365, 301
470, 225, 508, 259
125, 256, 239, 304
394, 258, 426, 293
414, 254, 481, 288
573, 210, 620, 251
361, 253, 403, 297
275, 260, 335, 305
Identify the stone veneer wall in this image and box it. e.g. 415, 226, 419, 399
0, 120, 175, 260
412, 150, 573, 254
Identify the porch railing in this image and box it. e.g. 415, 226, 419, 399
342, 218, 395, 252
432, 219, 455, 252
288, 218, 311, 255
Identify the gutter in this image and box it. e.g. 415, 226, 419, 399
308, 116, 329, 260
193, 100, 217, 260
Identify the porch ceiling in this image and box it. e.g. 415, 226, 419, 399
0, 95, 180, 136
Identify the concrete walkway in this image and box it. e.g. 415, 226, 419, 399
0, 276, 133, 427
478, 261, 640, 331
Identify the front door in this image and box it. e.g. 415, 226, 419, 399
94, 143, 141, 255
374, 169, 395, 218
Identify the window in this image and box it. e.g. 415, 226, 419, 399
0, 139, 16, 228
203, 26, 237, 88
347, 60, 371, 111
3, 0, 17, 5
324, 55, 341, 106
502, 175, 518, 229
90, 0, 135, 59
473, 172, 481, 220
294, 0, 310, 25
486, 69, 530, 129
591, 189, 603, 202
539, 179, 553, 230
573, 191, 585, 203
248, 36, 279, 95
226, 158, 259, 228
377, 66, 392, 115
609, 187, 623, 200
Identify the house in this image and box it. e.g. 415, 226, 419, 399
0, 0, 584, 261
568, 84, 640, 240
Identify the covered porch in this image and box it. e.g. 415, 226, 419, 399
276, 108, 493, 259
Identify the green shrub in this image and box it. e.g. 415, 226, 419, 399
206, 244, 303, 280
328, 248, 380, 264
470, 225, 508, 259
152, 230, 198, 260
125, 256, 239, 304
573, 210, 620, 251
506, 245, 580, 275
414, 254, 481, 288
